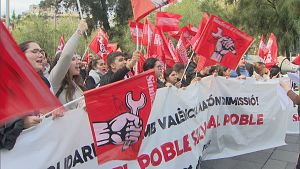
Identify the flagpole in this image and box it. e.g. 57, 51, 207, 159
180, 50, 194, 83
136, 24, 139, 51
54, 0, 57, 56
76, 0, 90, 62
0, 1, 2, 21
76, 0, 88, 37
147, 21, 150, 57
5, 0, 10, 29
134, 24, 139, 75
41, 96, 85, 119
81, 46, 89, 61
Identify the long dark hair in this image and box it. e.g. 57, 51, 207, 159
50, 52, 86, 102
88, 58, 100, 73
143, 58, 158, 71
19, 41, 36, 52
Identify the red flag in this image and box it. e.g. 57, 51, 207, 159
56, 35, 65, 53
88, 28, 109, 61
0, 22, 61, 123
195, 55, 215, 72
84, 50, 89, 62
128, 20, 144, 44
84, 70, 157, 164
157, 28, 178, 67
292, 54, 300, 65
147, 27, 166, 65
135, 53, 146, 75
194, 15, 254, 70
131, 0, 175, 21
264, 33, 278, 68
155, 12, 181, 32
142, 18, 155, 47
257, 35, 269, 59
190, 12, 210, 50
195, 55, 206, 72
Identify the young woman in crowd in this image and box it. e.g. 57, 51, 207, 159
164, 68, 181, 88
216, 65, 231, 77
252, 62, 270, 81
85, 58, 107, 89
143, 58, 165, 88
49, 20, 88, 109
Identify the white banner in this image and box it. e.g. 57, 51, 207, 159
1, 76, 288, 169
286, 91, 299, 134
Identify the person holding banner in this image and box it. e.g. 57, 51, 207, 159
49, 20, 88, 109
216, 65, 231, 77
100, 51, 140, 86
164, 68, 181, 88
252, 62, 270, 81
230, 56, 253, 78
143, 57, 165, 88
280, 80, 300, 169
173, 63, 189, 87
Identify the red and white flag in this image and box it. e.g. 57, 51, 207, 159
190, 12, 210, 50
257, 35, 269, 59
194, 15, 254, 70
292, 53, 300, 66
155, 12, 181, 32
0, 22, 61, 124
88, 28, 109, 61
142, 18, 155, 47
264, 33, 278, 68
128, 20, 144, 44
175, 32, 189, 65
169, 24, 197, 42
131, 0, 176, 21
84, 70, 157, 164
56, 35, 65, 53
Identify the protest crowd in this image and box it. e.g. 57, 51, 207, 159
0, 0, 300, 169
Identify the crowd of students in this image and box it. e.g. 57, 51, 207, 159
1, 19, 299, 168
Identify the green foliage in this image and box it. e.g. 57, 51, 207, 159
12, 15, 96, 58
165, 0, 202, 27
109, 25, 136, 53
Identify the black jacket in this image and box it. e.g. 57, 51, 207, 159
157, 79, 166, 89
85, 76, 97, 90
186, 61, 197, 85
0, 118, 24, 150
100, 67, 130, 86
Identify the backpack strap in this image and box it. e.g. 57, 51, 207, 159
55, 81, 66, 98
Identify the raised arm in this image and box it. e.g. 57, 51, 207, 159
50, 20, 88, 93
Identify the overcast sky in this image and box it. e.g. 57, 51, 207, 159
1, 0, 41, 16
